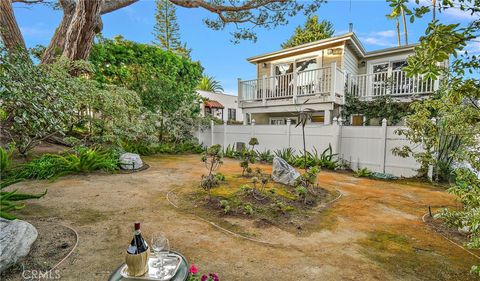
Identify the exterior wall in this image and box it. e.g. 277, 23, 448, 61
343, 45, 360, 75
254, 43, 345, 79
197, 122, 420, 177
197, 90, 243, 122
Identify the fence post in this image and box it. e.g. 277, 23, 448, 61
427, 117, 437, 181
380, 118, 388, 173
210, 119, 214, 146
251, 119, 255, 138
286, 118, 292, 147
331, 117, 341, 156
223, 120, 227, 149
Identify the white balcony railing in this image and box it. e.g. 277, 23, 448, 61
238, 65, 438, 104
238, 63, 343, 103
347, 69, 437, 99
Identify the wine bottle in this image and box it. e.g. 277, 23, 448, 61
127, 222, 149, 254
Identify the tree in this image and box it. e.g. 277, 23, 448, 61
153, 0, 190, 56
89, 36, 203, 141
386, 0, 413, 46
393, 0, 479, 275
281, 16, 334, 49
0, 0, 326, 63
197, 75, 224, 93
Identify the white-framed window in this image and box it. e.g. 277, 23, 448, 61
269, 117, 298, 125
228, 108, 236, 121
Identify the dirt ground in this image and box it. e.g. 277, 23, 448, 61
7, 154, 479, 281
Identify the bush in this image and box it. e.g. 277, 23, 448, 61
12, 147, 119, 181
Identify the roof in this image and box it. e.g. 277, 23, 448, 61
204, 100, 224, 109
247, 32, 419, 63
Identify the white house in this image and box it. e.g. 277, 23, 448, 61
238, 32, 443, 125
197, 90, 243, 123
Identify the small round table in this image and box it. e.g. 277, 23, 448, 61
108, 251, 189, 281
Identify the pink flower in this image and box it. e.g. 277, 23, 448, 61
189, 264, 199, 275
201, 274, 208, 281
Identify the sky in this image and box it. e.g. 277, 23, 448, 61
12, 0, 479, 95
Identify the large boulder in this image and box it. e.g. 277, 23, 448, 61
0, 218, 38, 273
271, 156, 300, 186
119, 153, 143, 170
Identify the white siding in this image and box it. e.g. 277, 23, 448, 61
197, 90, 243, 122
343, 46, 359, 75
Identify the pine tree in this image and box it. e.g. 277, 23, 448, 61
153, 0, 189, 56
281, 16, 335, 49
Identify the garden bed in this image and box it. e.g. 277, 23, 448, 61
173, 173, 339, 237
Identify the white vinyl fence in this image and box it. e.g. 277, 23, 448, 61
197, 119, 421, 177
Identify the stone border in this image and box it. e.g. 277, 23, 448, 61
166, 186, 343, 246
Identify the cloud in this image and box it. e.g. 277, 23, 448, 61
465, 41, 480, 54
372, 30, 396, 38
358, 30, 397, 47
442, 7, 479, 20
360, 37, 396, 47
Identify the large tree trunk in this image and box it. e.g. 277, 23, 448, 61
0, 0, 26, 52
62, 0, 103, 61
42, 0, 76, 64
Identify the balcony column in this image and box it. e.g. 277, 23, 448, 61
330, 62, 337, 101
324, 110, 331, 125
292, 66, 298, 103
262, 75, 267, 105
243, 113, 248, 125
237, 78, 242, 101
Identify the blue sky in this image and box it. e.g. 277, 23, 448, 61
13, 0, 478, 94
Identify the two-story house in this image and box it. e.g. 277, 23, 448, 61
238, 32, 440, 125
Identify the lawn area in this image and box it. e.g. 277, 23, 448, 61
4, 155, 478, 281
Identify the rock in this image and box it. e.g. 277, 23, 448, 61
119, 153, 143, 170
271, 156, 300, 186
0, 218, 38, 273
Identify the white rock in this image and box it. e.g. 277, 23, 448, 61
0, 218, 38, 273
271, 156, 300, 186
119, 153, 143, 170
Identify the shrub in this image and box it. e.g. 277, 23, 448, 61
355, 167, 372, 178
274, 148, 296, 165
200, 145, 223, 191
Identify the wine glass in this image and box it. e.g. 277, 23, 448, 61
151, 233, 168, 269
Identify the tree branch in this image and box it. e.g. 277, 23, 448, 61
101, 0, 139, 14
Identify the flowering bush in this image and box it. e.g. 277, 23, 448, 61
188, 264, 219, 281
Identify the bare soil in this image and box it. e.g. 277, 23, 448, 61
4, 154, 479, 281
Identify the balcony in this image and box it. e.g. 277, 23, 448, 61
238, 62, 439, 107
238, 63, 345, 107
347, 69, 439, 100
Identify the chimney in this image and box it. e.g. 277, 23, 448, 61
349, 23, 353, 32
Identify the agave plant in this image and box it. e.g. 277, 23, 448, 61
197, 75, 224, 93
274, 148, 297, 165
257, 149, 274, 163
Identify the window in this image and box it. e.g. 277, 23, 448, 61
205, 107, 212, 116
228, 108, 236, 121
351, 115, 364, 126
311, 115, 324, 123
269, 117, 298, 125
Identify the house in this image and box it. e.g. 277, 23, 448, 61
238, 32, 442, 125
197, 90, 243, 123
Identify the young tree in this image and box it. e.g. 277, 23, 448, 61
281, 16, 334, 49
1, 0, 326, 63
153, 0, 189, 56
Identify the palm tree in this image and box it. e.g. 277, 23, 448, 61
387, 0, 412, 46
197, 75, 224, 93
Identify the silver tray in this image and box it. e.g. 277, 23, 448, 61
120, 253, 182, 281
